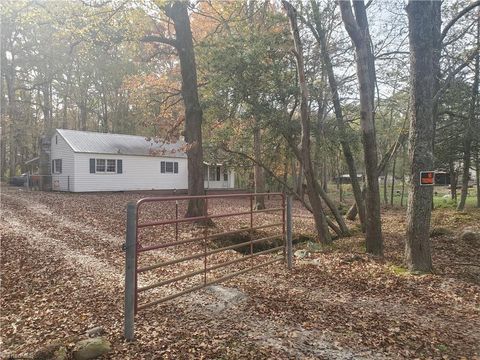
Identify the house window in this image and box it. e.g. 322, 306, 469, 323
95, 159, 116, 173
106, 159, 116, 173
96, 159, 106, 172
52, 159, 62, 174
90, 158, 122, 174
161, 161, 178, 174
209, 167, 217, 181
223, 171, 228, 181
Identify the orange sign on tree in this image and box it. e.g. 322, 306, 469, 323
420, 171, 435, 185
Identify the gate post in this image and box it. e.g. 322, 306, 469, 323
124, 202, 136, 341
286, 195, 293, 269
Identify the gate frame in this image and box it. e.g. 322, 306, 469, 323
124, 193, 293, 341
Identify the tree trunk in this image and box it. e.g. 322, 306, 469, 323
317, 180, 349, 235
405, 0, 438, 272
339, 1, 383, 255
401, 146, 406, 207
79, 100, 87, 131
449, 157, 457, 201
5, 60, 16, 177
390, 155, 396, 206
476, 150, 480, 208
42, 83, 53, 132
310, 0, 366, 232
166, 1, 206, 218
323, 162, 328, 192
0, 97, 6, 180
283, 0, 331, 244
457, 16, 479, 211
383, 168, 389, 205
253, 118, 265, 209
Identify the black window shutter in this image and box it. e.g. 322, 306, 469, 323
52, 160, 54, 174
174, 162, 178, 174
117, 159, 123, 173
161, 161, 165, 173
90, 158, 96, 173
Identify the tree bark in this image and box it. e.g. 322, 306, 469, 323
449, 157, 457, 201
405, 0, 438, 272
401, 146, 406, 207
79, 99, 87, 131
390, 155, 396, 206
165, 1, 206, 218
4, 56, 17, 177
476, 150, 480, 208
317, 179, 349, 235
309, 0, 366, 232
42, 82, 53, 132
383, 167, 389, 205
457, 15, 479, 211
339, 0, 383, 256
0, 91, 6, 180
253, 117, 266, 209
283, 0, 332, 244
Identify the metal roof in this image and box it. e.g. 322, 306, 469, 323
56, 129, 187, 158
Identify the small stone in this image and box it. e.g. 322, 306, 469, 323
294, 249, 310, 259
85, 326, 105, 338
459, 228, 480, 243
72, 337, 111, 360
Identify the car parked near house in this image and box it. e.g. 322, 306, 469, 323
9, 173, 28, 186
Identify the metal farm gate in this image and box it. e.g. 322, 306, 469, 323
124, 193, 293, 340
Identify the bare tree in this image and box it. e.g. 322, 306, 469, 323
339, 0, 383, 256
305, 0, 366, 232
404, 0, 440, 272
142, 1, 206, 217
283, 0, 331, 244
457, 13, 479, 211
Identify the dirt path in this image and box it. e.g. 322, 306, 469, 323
1, 188, 479, 359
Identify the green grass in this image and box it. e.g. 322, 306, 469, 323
325, 182, 479, 209
389, 264, 409, 275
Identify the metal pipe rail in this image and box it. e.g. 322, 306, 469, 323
124, 193, 294, 341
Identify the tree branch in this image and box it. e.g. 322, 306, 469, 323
140, 34, 178, 48
433, 48, 479, 104
338, 0, 362, 47
441, 0, 480, 43
219, 145, 343, 237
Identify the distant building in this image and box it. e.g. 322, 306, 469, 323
49, 129, 235, 192
434, 171, 450, 186
333, 174, 364, 184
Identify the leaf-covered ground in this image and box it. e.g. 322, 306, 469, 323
1, 186, 479, 359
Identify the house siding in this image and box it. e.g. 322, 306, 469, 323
50, 133, 75, 191
73, 152, 188, 192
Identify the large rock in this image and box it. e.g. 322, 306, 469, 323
459, 228, 480, 243
33, 343, 67, 360
72, 337, 111, 360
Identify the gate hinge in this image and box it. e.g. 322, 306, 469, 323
122, 243, 127, 251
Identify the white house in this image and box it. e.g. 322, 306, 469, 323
50, 129, 235, 192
